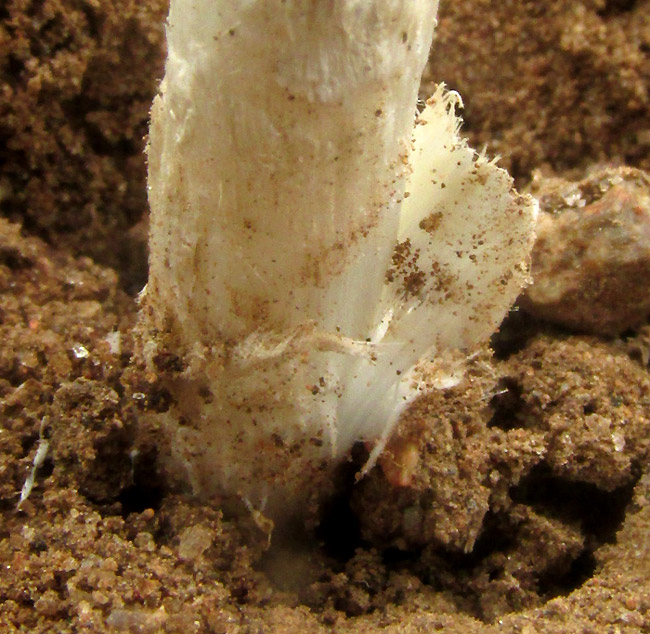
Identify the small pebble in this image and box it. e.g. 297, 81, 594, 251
522, 167, 650, 335
177, 524, 214, 562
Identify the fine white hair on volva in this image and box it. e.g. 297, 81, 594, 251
137, 0, 537, 519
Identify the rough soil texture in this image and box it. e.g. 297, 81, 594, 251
1, 1, 650, 633
0, 0, 167, 291
427, 0, 650, 184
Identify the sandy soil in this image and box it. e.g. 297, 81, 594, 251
0, 0, 167, 291
1, 1, 650, 633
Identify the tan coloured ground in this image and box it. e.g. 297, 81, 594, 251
1, 1, 650, 632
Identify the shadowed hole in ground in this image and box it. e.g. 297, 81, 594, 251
488, 377, 526, 430
597, 0, 637, 17
510, 464, 636, 545
308, 457, 636, 621
490, 307, 541, 360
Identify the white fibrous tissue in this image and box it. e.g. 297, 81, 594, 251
137, 0, 538, 519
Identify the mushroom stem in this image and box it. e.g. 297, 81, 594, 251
138, 0, 536, 520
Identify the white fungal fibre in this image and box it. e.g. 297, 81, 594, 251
139, 0, 537, 513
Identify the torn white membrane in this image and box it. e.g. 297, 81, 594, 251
139, 0, 536, 516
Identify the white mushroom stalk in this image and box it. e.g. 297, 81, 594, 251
138, 0, 537, 518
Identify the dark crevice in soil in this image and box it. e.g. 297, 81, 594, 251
3, 53, 26, 82
538, 550, 597, 599
20, 431, 41, 454
78, 2, 103, 41
0, 245, 34, 270
316, 492, 362, 563
490, 308, 541, 360
36, 456, 54, 481
316, 453, 363, 561
62, 97, 139, 158
308, 456, 637, 622
510, 464, 636, 544
597, 0, 638, 17
117, 482, 164, 517
488, 378, 526, 430
116, 446, 164, 516
419, 511, 518, 585
461, 511, 518, 567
